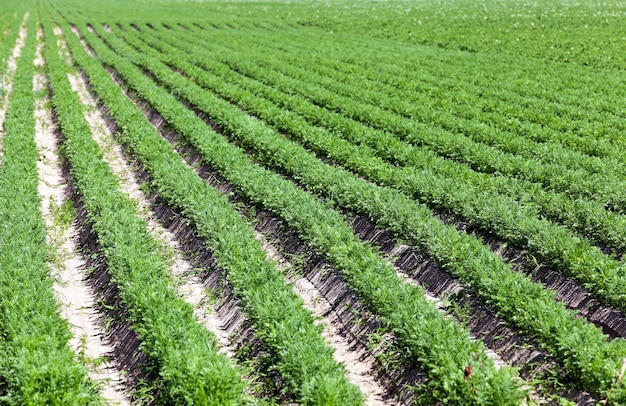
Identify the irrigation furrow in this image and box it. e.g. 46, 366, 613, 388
256, 230, 393, 406
72, 25, 94, 57
247, 207, 424, 403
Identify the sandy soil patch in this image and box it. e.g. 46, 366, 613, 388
256, 232, 393, 406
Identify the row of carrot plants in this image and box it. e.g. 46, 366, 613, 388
285, 24, 625, 150
199, 20, 626, 150
52, 15, 368, 405
95, 22, 626, 402
42, 18, 248, 405
125, 24, 626, 319
177, 21, 626, 206
222, 29, 626, 172
0, 11, 22, 82
141, 23, 626, 257
185, 21, 626, 164
0, 16, 99, 404
178, 28, 626, 213
72, 18, 527, 405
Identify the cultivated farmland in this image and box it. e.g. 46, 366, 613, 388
1, 0, 626, 404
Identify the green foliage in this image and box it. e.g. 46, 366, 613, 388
42, 15, 246, 405
3, 0, 625, 403
58, 15, 363, 405
0, 13, 100, 405
76, 17, 526, 405
105, 17, 626, 403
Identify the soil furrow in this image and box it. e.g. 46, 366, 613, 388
256, 230, 394, 406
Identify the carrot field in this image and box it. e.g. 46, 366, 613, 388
1, 0, 626, 404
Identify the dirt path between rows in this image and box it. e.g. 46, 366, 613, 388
257, 232, 393, 406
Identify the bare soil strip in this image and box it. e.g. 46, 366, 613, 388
249, 211, 422, 404
256, 231, 393, 406
72, 26, 95, 57
0, 14, 29, 160
33, 51, 129, 405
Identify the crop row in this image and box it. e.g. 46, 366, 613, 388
180, 26, 626, 213
140, 23, 626, 258
42, 17, 249, 405
0, 16, 98, 404
184, 21, 626, 168
67, 16, 529, 405
94, 20, 626, 402
123, 23, 626, 320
